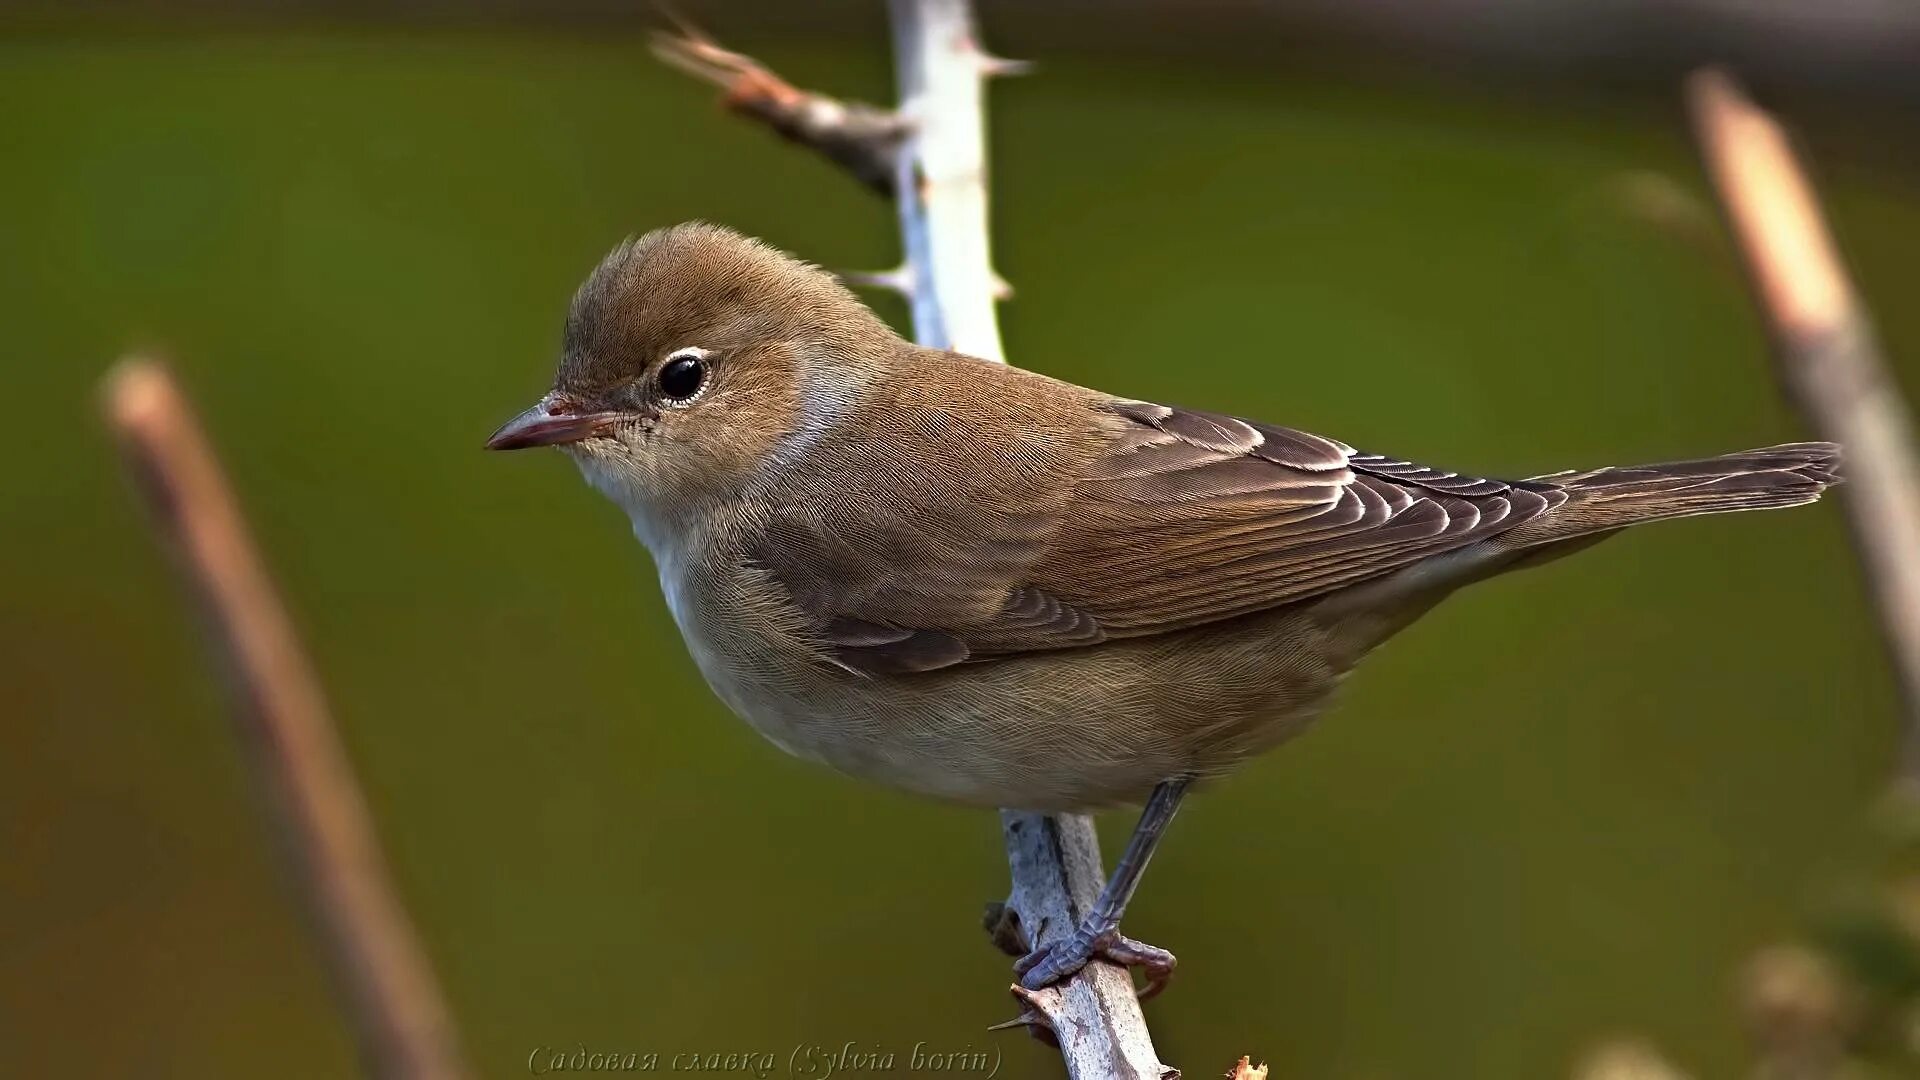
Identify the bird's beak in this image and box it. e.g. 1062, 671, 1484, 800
485, 394, 624, 451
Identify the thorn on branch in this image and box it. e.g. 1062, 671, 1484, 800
976, 53, 1033, 79
837, 265, 916, 297
1000, 984, 1064, 1048
652, 29, 906, 197
985, 1002, 1051, 1035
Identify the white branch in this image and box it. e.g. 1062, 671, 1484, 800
885, 2, 1174, 1077
888, 0, 1007, 362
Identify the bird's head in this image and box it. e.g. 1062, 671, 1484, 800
487, 222, 897, 535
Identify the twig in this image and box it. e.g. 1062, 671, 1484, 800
1686, 68, 1920, 780
652, 28, 905, 196
103, 359, 470, 1080
654, 6, 1174, 1077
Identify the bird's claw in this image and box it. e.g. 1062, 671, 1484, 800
1014, 926, 1176, 1000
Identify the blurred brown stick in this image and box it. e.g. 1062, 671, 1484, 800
1687, 69, 1920, 778
103, 359, 469, 1080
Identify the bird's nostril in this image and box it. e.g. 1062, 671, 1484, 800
546, 398, 576, 416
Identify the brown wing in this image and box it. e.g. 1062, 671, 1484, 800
987, 402, 1567, 645
761, 395, 1562, 674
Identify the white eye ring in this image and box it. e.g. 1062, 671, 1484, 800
657, 347, 711, 406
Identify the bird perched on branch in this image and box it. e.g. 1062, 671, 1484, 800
488, 222, 1841, 996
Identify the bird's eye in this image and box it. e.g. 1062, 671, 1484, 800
657, 350, 708, 404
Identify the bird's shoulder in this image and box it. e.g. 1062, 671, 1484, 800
739, 349, 1116, 669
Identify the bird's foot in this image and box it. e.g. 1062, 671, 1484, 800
1014, 923, 1176, 1000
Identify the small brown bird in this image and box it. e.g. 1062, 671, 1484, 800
488, 222, 1839, 995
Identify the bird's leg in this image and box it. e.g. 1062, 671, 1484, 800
1014, 777, 1190, 999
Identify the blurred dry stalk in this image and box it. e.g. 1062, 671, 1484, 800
1687, 67, 1920, 778
1690, 62, 1920, 1056
102, 359, 469, 1080
655, 3, 1188, 1077
1571, 66, 1920, 1080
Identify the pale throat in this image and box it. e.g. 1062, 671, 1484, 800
568, 449, 704, 633
570, 452, 672, 549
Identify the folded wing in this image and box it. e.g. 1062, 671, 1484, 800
772, 398, 1562, 674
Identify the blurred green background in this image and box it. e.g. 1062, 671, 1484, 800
2, 11, 1913, 1079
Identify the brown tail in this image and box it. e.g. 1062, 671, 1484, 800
1505, 440, 1841, 550
1316, 441, 1840, 649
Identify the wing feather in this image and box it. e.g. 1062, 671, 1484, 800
764, 393, 1557, 671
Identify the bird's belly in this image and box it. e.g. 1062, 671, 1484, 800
675, 580, 1354, 811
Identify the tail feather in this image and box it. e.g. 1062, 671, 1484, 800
1506, 440, 1841, 547
1315, 441, 1840, 635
